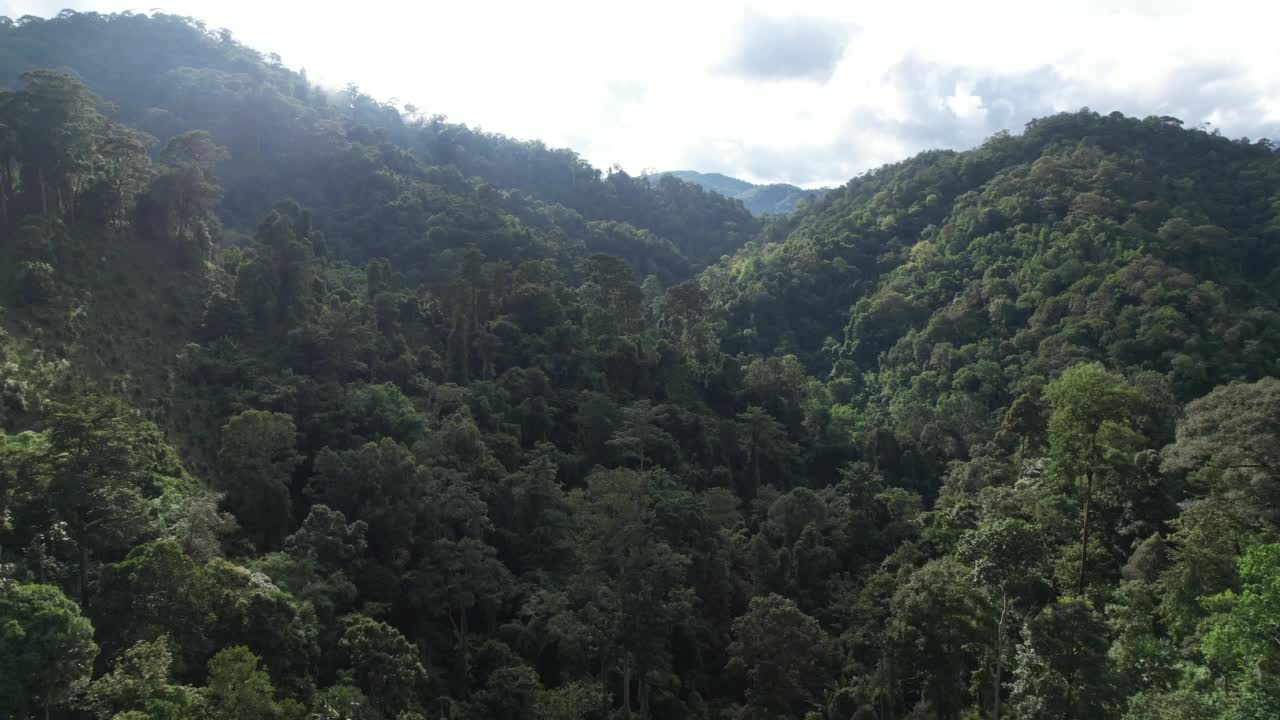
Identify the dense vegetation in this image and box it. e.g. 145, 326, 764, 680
3, 10, 1280, 720
651, 171, 827, 216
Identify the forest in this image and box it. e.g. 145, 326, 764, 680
2, 10, 1279, 720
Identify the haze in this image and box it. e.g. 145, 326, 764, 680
3, 0, 1279, 187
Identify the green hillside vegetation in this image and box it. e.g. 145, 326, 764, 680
654, 170, 827, 216
3, 10, 1280, 720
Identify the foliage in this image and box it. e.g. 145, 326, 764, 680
1, 11, 1280, 720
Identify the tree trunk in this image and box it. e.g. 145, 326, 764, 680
600, 655, 610, 719
994, 590, 1008, 720
640, 676, 651, 719
0, 160, 9, 226
622, 660, 633, 719
1078, 469, 1093, 595
78, 542, 89, 606
454, 606, 470, 681
39, 165, 48, 217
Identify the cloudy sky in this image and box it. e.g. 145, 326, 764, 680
4, 0, 1280, 187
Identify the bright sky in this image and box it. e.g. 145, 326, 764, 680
4, 0, 1280, 187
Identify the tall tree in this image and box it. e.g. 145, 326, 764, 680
726, 593, 834, 719
957, 519, 1045, 720
736, 406, 793, 495
1045, 363, 1142, 594
570, 468, 693, 719
203, 646, 279, 720
1009, 597, 1120, 720
217, 410, 301, 550
337, 614, 428, 718
44, 396, 155, 602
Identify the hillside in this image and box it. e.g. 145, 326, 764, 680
0, 11, 759, 273
4, 11, 1280, 720
653, 170, 827, 215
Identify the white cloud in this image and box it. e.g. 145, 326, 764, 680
3, 0, 1279, 187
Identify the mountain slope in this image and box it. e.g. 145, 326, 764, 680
0, 11, 759, 272
654, 170, 827, 215
705, 110, 1280, 472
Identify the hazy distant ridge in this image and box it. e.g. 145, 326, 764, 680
651, 170, 828, 215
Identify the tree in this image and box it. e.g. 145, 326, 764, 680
727, 593, 834, 719
306, 439, 422, 568
885, 558, 989, 720
569, 468, 693, 718
44, 396, 155, 602
471, 663, 541, 720
140, 130, 228, 252
337, 614, 427, 718
217, 410, 301, 550
0, 430, 48, 567
93, 540, 213, 670
156, 490, 237, 563
0, 582, 99, 720
1199, 543, 1280, 712
736, 406, 793, 495
84, 637, 205, 720
578, 253, 643, 337
283, 504, 367, 577
2, 70, 152, 221
956, 519, 1045, 720
1162, 377, 1280, 516
306, 685, 376, 720
607, 400, 675, 472
204, 646, 279, 720
1009, 597, 1120, 720
408, 535, 513, 678
1045, 363, 1142, 594
235, 202, 316, 330
204, 559, 319, 687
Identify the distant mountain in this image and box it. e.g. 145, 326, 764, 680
650, 170, 829, 215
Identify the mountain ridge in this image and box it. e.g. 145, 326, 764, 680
649, 169, 829, 215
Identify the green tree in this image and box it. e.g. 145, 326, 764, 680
93, 540, 213, 670
1045, 363, 1142, 593
1010, 597, 1120, 720
1162, 377, 1280, 515
606, 401, 675, 472
569, 468, 693, 719
337, 614, 428, 718
736, 406, 793, 495
727, 593, 834, 719
306, 439, 422, 568
0, 582, 99, 720
217, 411, 301, 550
956, 518, 1045, 720
140, 130, 228, 252
84, 637, 205, 720
305, 685, 376, 720
204, 559, 319, 688
204, 646, 279, 720
1, 70, 151, 221
44, 396, 156, 602
1199, 543, 1280, 713
885, 558, 989, 720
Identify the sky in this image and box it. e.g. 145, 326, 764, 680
4, 1, 1280, 188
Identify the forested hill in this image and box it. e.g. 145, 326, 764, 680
0, 11, 759, 274
651, 170, 828, 215
5, 10, 1280, 720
